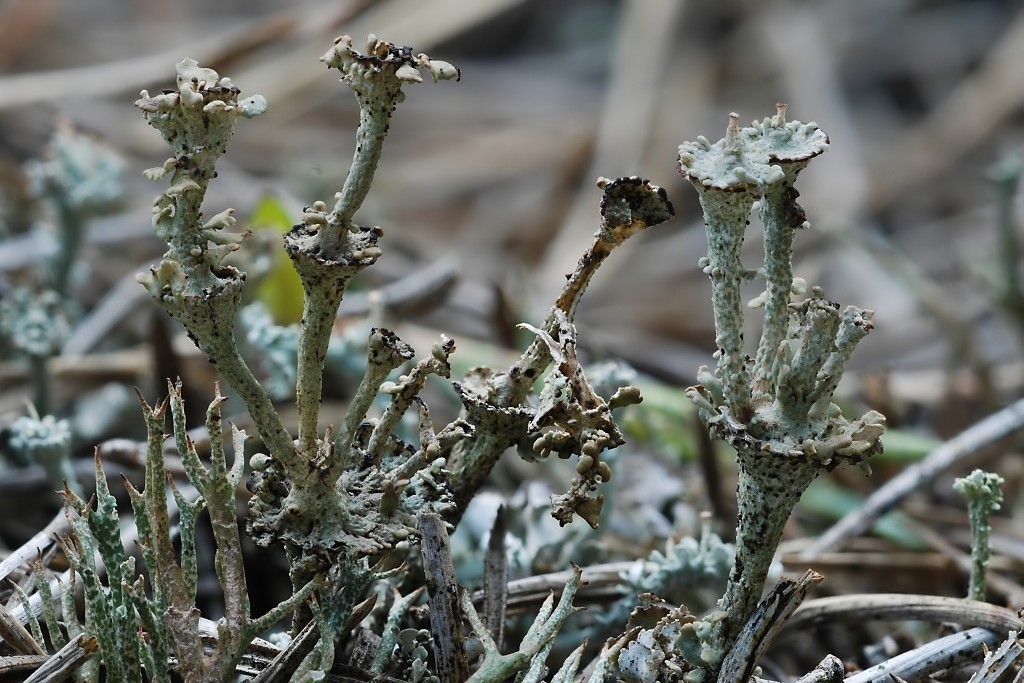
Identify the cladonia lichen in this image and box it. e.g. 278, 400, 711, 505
954, 469, 1004, 602
676, 106, 886, 677
31, 22, 899, 680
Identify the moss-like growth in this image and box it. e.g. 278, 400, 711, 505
954, 469, 1004, 602
677, 107, 885, 675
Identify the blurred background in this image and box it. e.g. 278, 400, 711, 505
0, 1, 1023, 476
2, 0, 1024, 669
3, 0, 1024, 418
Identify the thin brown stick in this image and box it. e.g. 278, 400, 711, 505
22, 634, 98, 683
844, 627, 1000, 683
419, 512, 469, 683
788, 593, 1021, 634
0, 654, 48, 678
903, 516, 1024, 608
0, 602, 45, 656
801, 396, 1024, 560
482, 505, 508, 652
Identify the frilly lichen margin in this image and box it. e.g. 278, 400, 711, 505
676, 106, 885, 678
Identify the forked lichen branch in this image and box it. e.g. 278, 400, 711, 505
676, 106, 886, 676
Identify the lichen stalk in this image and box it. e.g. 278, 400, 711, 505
752, 105, 827, 399
331, 92, 389, 229
289, 249, 356, 457
698, 188, 757, 418
955, 469, 1004, 602
136, 394, 192, 631
23, 120, 124, 298
336, 327, 415, 456
754, 191, 800, 401
166, 294, 298, 478
285, 211, 382, 459
446, 177, 673, 514
712, 453, 817, 656
285, 35, 456, 456
462, 565, 584, 683
678, 109, 884, 676
134, 59, 304, 480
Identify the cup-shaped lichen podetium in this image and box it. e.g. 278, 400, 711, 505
136, 59, 266, 302
285, 35, 458, 457
677, 113, 784, 423
135, 60, 299, 473
677, 109, 885, 670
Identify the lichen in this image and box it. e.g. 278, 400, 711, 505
677, 107, 885, 674
447, 176, 673, 523
4, 411, 78, 495
955, 469, 1004, 601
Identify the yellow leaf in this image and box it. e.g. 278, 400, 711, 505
250, 195, 304, 324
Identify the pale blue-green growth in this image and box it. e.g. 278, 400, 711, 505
136, 58, 265, 299
236, 300, 375, 402
4, 412, 79, 496
134, 58, 298, 479
623, 515, 734, 612
0, 288, 68, 357
59, 383, 315, 682
246, 328, 463, 558
315, 34, 460, 248
62, 453, 150, 682
447, 177, 671, 525
25, 121, 123, 296
24, 119, 123, 206
245, 326, 469, 675
287, 35, 458, 459
133, 41, 470, 679
678, 107, 885, 674
0, 288, 69, 413
954, 469, 1004, 602
582, 597, 696, 683
461, 565, 583, 683
236, 302, 300, 402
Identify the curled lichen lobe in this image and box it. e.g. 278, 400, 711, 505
135, 59, 265, 302
677, 108, 828, 193
677, 115, 782, 193
321, 34, 460, 89
136, 59, 266, 182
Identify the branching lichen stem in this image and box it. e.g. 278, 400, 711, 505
446, 177, 673, 514
678, 109, 884, 675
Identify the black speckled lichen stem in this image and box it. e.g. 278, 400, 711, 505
712, 452, 817, 656
446, 178, 674, 514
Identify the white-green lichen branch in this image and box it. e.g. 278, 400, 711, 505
134, 59, 300, 479
135, 59, 265, 298
447, 177, 673, 522
677, 107, 885, 675
4, 409, 79, 496
24, 120, 124, 298
120, 384, 318, 681
286, 34, 457, 458
318, 34, 459, 244
954, 469, 1004, 602
462, 564, 583, 682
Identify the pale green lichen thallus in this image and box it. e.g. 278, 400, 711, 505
676, 106, 885, 679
